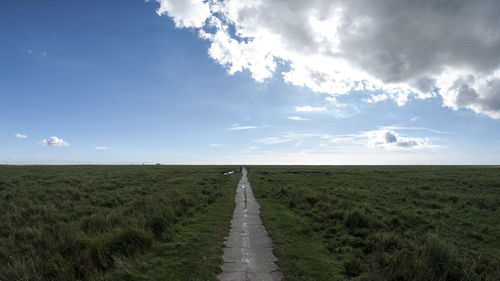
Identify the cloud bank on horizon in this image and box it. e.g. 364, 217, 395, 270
155, 0, 500, 118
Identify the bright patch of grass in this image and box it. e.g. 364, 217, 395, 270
249, 166, 500, 281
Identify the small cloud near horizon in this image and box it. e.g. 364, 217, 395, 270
94, 146, 108, 150
14, 133, 28, 139
38, 136, 69, 147
367, 130, 429, 149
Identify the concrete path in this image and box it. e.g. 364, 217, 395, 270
217, 169, 282, 281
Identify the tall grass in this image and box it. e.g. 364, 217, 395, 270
249, 166, 500, 281
0, 165, 239, 280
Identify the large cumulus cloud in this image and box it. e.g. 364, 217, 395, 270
155, 0, 500, 118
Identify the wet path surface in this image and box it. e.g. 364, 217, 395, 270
217, 169, 282, 281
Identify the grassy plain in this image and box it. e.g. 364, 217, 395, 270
0, 165, 239, 281
248, 166, 500, 281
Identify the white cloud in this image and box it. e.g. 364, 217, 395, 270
38, 136, 69, 147
229, 126, 257, 131
254, 137, 291, 145
14, 133, 28, 139
327, 126, 443, 149
410, 116, 421, 122
287, 116, 310, 121
94, 146, 108, 150
155, 0, 210, 28
436, 68, 500, 119
209, 143, 227, 147
325, 134, 358, 143
254, 132, 322, 145
295, 106, 327, 112
157, 0, 500, 118
381, 125, 452, 135
365, 93, 388, 103
366, 130, 429, 149
254, 127, 438, 150
227, 124, 259, 131
294, 139, 304, 148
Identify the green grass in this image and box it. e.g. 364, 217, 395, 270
0, 165, 240, 281
3, 165, 499, 281
248, 166, 500, 281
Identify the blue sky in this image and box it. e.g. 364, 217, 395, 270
1, 0, 500, 164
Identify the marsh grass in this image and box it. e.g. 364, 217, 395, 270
0, 165, 239, 281
249, 166, 500, 281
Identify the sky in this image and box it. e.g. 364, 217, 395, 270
1, 0, 500, 164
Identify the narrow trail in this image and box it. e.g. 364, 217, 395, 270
217, 169, 282, 281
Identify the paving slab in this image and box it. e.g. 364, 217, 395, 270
217, 169, 282, 281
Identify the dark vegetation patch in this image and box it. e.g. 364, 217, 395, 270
249, 166, 500, 281
0, 165, 239, 280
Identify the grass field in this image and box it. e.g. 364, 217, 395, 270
0, 165, 240, 281
248, 166, 500, 281
2, 165, 499, 281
